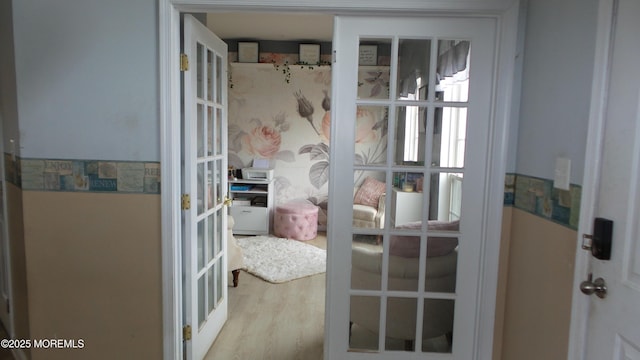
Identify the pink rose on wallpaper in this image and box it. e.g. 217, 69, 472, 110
355, 107, 379, 143
243, 125, 282, 158
321, 111, 331, 142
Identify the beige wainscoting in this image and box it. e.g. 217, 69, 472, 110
492, 206, 513, 360
500, 208, 577, 360
22, 191, 162, 360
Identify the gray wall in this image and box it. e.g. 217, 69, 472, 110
11, 0, 159, 161
515, 0, 598, 184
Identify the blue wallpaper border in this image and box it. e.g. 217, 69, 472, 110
5, 155, 160, 195
4, 155, 580, 228
505, 173, 581, 230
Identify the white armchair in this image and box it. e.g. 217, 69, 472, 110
349, 246, 457, 350
352, 176, 386, 229
353, 193, 385, 229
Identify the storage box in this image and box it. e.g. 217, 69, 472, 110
232, 199, 252, 206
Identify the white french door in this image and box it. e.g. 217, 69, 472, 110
573, 0, 640, 358
0, 119, 11, 334
182, 14, 229, 360
327, 15, 497, 359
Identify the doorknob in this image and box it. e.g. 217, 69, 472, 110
580, 273, 607, 299
223, 196, 233, 206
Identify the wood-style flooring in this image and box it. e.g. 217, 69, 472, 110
205, 234, 328, 360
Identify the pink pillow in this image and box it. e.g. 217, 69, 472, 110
353, 176, 386, 208
389, 220, 459, 258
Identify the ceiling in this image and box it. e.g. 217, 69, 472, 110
206, 13, 334, 41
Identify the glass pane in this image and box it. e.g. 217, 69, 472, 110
385, 297, 417, 351
215, 108, 223, 155
349, 295, 380, 352
422, 299, 455, 353
394, 106, 427, 166
435, 39, 470, 102
391, 172, 424, 228
351, 236, 382, 291
216, 54, 222, 104
215, 260, 223, 304
207, 49, 213, 102
396, 39, 432, 101
358, 38, 391, 100
197, 43, 204, 99
197, 220, 205, 270
215, 210, 223, 257
198, 274, 206, 328
207, 267, 214, 314
207, 106, 213, 156
197, 163, 204, 215
425, 235, 458, 293
215, 159, 222, 206
353, 171, 387, 230
197, 104, 205, 158
354, 106, 388, 166
207, 213, 214, 262
432, 107, 467, 168
427, 173, 463, 222
388, 234, 421, 292
207, 161, 214, 210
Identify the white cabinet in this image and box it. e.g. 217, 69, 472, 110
390, 187, 423, 227
228, 179, 274, 235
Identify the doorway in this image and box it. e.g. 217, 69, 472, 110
160, 2, 521, 360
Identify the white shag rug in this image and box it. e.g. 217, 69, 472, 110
236, 236, 326, 283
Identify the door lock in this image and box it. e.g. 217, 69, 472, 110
580, 273, 607, 299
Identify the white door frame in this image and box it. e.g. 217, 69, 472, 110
566, 0, 616, 359
159, 1, 521, 359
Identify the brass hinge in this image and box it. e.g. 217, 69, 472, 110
180, 53, 189, 71
183, 324, 192, 341
181, 194, 191, 210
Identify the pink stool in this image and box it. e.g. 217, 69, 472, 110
273, 201, 319, 241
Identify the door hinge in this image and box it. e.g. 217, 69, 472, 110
180, 53, 189, 71
6, 300, 9, 314
181, 194, 191, 210
332, 50, 337, 64
183, 324, 192, 341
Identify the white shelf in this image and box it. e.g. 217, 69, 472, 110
228, 179, 274, 235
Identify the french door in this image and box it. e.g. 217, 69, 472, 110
182, 14, 229, 360
327, 15, 497, 359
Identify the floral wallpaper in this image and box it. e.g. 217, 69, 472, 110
228, 62, 390, 226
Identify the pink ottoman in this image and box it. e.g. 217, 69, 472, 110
273, 201, 319, 241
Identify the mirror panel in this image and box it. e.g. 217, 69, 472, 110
349, 295, 381, 352
435, 39, 470, 103
353, 171, 387, 230
358, 38, 391, 100
390, 172, 424, 229
354, 106, 389, 166
394, 106, 427, 167
385, 297, 418, 351
422, 299, 455, 353
396, 39, 432, 101
432, 107, 467, 168
428, 172, 463, 222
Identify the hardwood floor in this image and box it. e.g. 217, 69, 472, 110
205, 234, 327, 360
